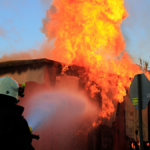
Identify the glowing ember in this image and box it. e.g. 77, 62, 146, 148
137, 138, 140, 147
92, 122, 96, 128
131, 143, 135, 149
42, 0, 150, 123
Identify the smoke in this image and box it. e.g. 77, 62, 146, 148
40, 0, 54, 13
0, 39, 55, 62
41, 4, 57, 40
0, 0, 57, 63
0, 26, 7, 38
26, 90, 99, 132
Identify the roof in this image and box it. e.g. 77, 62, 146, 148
0, 58, 132, 81
0, 58, 60, 68
0, 58, 86, 84
0, 58, 63, 76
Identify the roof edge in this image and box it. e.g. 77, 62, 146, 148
0, 58, 62, 68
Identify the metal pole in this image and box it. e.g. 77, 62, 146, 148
137, 74, 144, 150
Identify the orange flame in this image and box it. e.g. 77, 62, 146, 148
43, 0, 150, 122
92, 122, 96, 128
131, 143, 135, 149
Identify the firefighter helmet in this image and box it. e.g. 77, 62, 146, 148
0, 76, 19, 103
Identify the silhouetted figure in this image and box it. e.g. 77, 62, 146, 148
0, 76, 35, 150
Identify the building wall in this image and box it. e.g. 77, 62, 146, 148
0, 66, 45, 84
0, 59, 62, 85
0, 59, 149, 150
18, 75, 88, 150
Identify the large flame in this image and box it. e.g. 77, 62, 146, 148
43, 0, 149, 122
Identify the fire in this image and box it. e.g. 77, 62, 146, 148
42, 0, 150, 122
92, 120, 102, 128
131, 143, 135, 149
92, 122, 96, 128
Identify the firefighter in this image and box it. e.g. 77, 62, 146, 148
0, 76, 36, 150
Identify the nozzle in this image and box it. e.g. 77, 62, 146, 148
31, 134, 40, 140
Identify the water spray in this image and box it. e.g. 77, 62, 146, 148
26, 90, 99, 135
